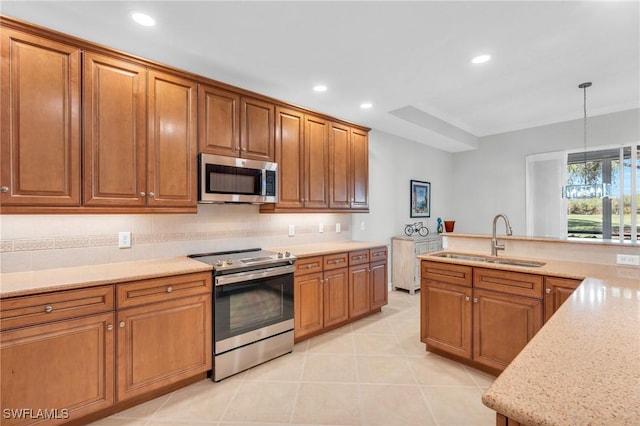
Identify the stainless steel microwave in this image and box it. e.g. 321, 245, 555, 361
198, 154, 277, 204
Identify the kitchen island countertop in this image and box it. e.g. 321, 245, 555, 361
420, 251, 640, 425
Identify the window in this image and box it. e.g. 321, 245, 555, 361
526, 144, 639, 243
566, 145, 639, 242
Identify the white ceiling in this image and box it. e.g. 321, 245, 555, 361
2, 1, 639, 152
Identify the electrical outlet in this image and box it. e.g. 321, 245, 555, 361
319, 223, 324, 233
118, 231, 131, 249
360, 221, 365, 231
616, 254, 640, 266
336, 223, 341, 233
288, 224, 295, 237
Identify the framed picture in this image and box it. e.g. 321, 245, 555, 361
410, 180, 431, 218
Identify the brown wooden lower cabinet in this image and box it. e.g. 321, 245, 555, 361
0, 312, 115, 426
294, 247, 388, 342
421, 260, 544, 373
0, 272, 212, 425
544, 276, 582, 321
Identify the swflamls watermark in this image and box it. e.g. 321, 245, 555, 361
2, 408, 69, 420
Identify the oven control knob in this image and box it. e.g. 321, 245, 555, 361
277, 252, 283, 258
285, 251, 291, 257
216, 260, 223, 267
226, 259, 233, 264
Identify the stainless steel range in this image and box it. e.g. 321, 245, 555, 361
188, 248, 295, 381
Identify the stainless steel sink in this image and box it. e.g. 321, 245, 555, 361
430, 252, 545, 268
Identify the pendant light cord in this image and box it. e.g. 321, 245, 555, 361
579, 82, 592, 185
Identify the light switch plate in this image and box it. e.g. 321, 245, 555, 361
118, 231, 131, 249
319, 223, 324, 233
336, 223, 341, 233
288, 224, 295, 237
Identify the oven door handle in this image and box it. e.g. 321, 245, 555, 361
215, 264, 295, 286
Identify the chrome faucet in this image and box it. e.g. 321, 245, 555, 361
491, 214, 513, 256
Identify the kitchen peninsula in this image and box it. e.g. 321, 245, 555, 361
419, 234, 640, 425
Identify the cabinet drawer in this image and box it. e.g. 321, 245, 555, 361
324, 252, 349, 270
0, 285, 114, 331
348, 250, 369, 266
421, 261, 472, 287
370, 246, 388, 262
474, 268, 543, 299
117, 272, 212, 309
295, 256, 323, 276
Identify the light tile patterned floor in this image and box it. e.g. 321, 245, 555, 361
91, 290, 496, 426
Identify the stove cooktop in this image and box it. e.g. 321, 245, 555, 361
188, 248, 295, 273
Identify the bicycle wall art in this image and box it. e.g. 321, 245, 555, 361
410, 180, 431, 218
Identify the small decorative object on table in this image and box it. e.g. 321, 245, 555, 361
404, 222, 429, 237
437, 218, 444, 234
444, 220, 455, 233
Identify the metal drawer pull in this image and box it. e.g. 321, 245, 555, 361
465, 296, 470, 302
140, 191, 146, 197
107, 324, 113, 331
331, 259, 345, 264
149, 192, 156, 198
166, 286, 173, 293
1, 186, 8, 193
119, 321, 125, 328
44, 305, 53, 313
545, 288, 551, 294
473, 298, 478, 303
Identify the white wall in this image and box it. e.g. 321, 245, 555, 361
351, 130, 454, 244
450, 108, 640, 235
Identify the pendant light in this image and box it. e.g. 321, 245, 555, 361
563, 82, 611, 199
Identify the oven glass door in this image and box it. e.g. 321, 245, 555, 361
205, 164, 262, 195
214, 272, 293, 343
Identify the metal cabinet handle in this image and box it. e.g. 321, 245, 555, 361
107, 324, 113, 331
149, 192, 156, 198
465, 296, 470, 302
473, 298, 478, 303
241, 147, 247, 152
545, 288, 551, 294
166, 286, 173, 293
119, 321, 125, 328
235, 146, 240, 151
44, 305, 53, 313
140, 191, 146, 197
1, 186, 8, 193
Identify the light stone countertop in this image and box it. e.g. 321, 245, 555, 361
267, 240, 388, 258
420, 251, 640, 425
0, 257, 212, 299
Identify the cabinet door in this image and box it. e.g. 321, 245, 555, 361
147, 70, 198, 207
116, 293, 211, 401
240, 96, 274, 161
1, 29, 81, 206
323, 268, 349, 327
198, 84, 240, 156
472, 288, 542, 371
420, 280, 472, 359
274, 106, 304, 208
304, 115, 329, 208
1, 313, 115, 425
544, 277, 582, 322
294, 272, 324, 339
329, 122, 351, 209
83, 52, 147, 206
370, 260, 388, 310
348, 264, 370, 318
350, 128, 369, 209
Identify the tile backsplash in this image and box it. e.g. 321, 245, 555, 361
0, 205, 352, 273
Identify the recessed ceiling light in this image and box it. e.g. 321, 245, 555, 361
360, 103, 373, 109
131, 12, 155, 27
313, 85, 327, 92
471, 54, 491, 64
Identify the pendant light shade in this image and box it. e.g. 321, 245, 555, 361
563, 82, 611, 199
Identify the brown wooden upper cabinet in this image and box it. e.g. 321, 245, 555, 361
83, 52, 197, 208
1, 28, 82, 206
261, 107, 369, 213
198, 85, 274, 162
